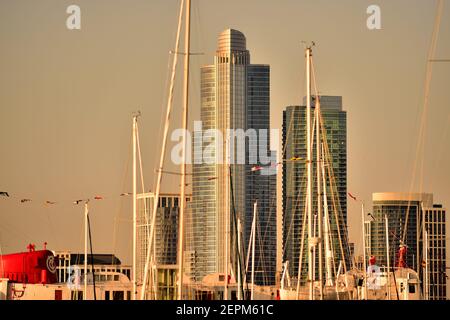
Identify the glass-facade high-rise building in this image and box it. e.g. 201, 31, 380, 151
282, 96, 350, 282
369, 192, 447, 300
369, 192, 428, 268
189, 29, 276, 286
421, 205, 447, 300
136, 193, 192, 299
245, 65, 277, 286
136, 193, 190, 283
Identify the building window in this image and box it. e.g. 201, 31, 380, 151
55, 290, 62, 300
113, 291, 124, 300
105, 291, 110, 300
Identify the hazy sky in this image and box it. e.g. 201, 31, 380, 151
0, 0, 449, 270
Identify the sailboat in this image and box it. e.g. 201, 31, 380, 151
279, 44, 355, 300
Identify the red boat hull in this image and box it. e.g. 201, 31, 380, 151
0, 250, 58, 284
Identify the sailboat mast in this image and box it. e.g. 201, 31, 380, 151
131, 115, 137, 300
306, 46, 314, 301
243, 207, 254, 293
361, 202, 368, 299
177, 0, 191, 301
385, 214, 391, 300
315, 96, 323, 300
237, 217, 242, 300
224, 162, 229, 300
321, 144, 333, 287
140, 0, 185, 301
84, 201, 89, 300
424, 229, 429, 300
251, 201, 257, 300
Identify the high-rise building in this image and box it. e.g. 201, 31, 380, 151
369, 192, 447, 300
245, 64, 276, 286
136, 193, 191, 284
369, 192, 428, 268
190, 29, 276, 286
282, 96, 350, 281
421, 204, 447, 300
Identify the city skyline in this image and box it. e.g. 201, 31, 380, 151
0, 0, 449, 280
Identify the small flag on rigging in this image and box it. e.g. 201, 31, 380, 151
348, 192, 357, 201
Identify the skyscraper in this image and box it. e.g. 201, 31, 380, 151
136, 193, 192, 299
282, 96, 350, 282
190, 29, 276, 286
369, 192, 447, 300
245, 65, 276, 286
136, 193, 190, 283
421, 204, 447, 300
